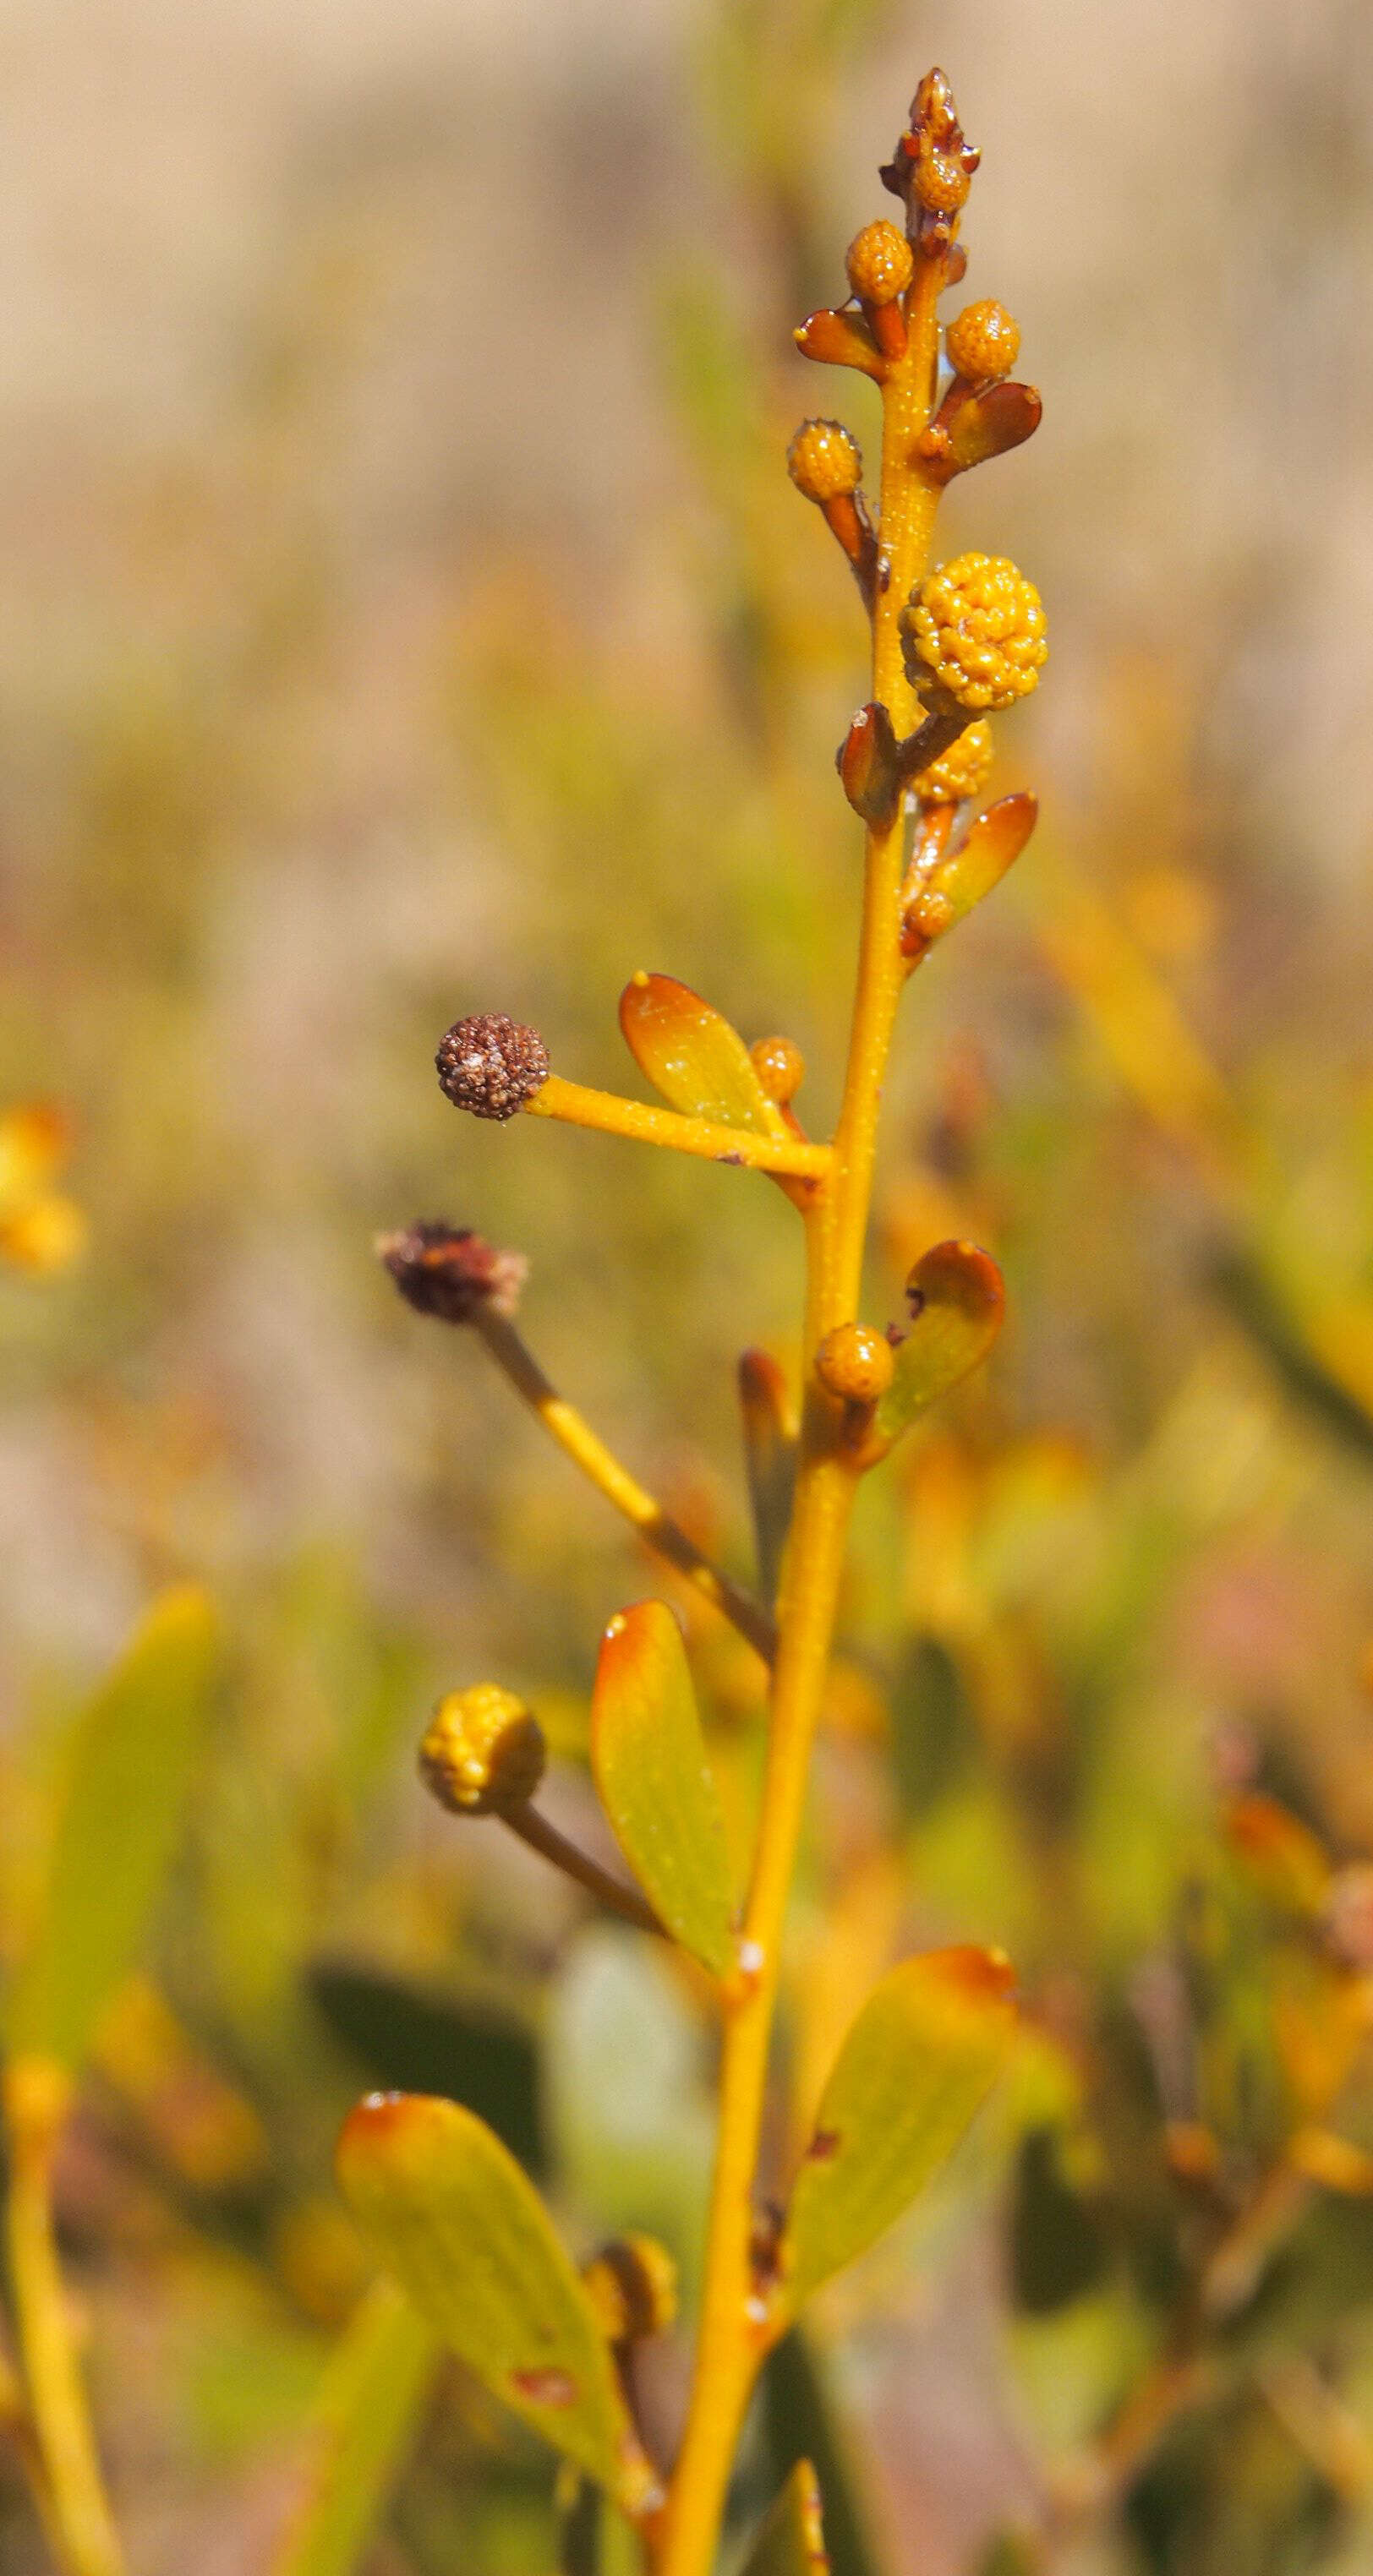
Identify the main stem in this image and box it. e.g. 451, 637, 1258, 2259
655, 254, 946, 2576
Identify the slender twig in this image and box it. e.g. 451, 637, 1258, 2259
503, 1804, 665, 1936
3, 2061, 124, 2576
473, 1311, 778, 1663
526, 1076, 832, 1181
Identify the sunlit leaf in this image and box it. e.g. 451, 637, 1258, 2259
591, 1602, 736, 1977
794, 308, 885, 380
269, 2280, 439, 2576
336, 2093, 647, 2504
619, 974, 784, 1137
7, 1585, 222, 2071
779, 1947, 1016, 2311
874, 1242, 1005, 1448
945, 380, 1042, 476
738, 1350, 797, 1602
933, 794, 1038, 927
740, 2459, 829, 2575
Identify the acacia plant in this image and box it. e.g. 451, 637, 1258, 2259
342, 71, 1047, 2576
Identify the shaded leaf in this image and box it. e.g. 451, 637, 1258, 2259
308, 1958, 544, 2175
336, 2093, 644, 2503
1010, 2127, 1108, 2315
837, 701, 901, 827
875, 1242, 1005, 1448
738, 1350, 797, 1602
779, 1946, 1016, 2310
889, 1635, 975, 1819
760, 2331, 882, 2576
1225, 1797, 1332, 1918
619, 974, 784, 1137
740, 2459, 829, 2575
269, 2280, 438, 2576
1212, 1250, 1373, 1464
591, 1603, 736, 1977
945, 380, 1042, 475
7, 1585, 222, 2071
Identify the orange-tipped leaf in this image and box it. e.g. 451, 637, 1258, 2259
875, 1242, 1005, 1446
619, 974, 785, 1137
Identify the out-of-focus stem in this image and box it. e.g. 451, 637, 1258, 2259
3, 2061, 124, 2576
473, 1312, 778, 1663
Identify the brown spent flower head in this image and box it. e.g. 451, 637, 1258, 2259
901, 554, 1048, 712
945, 299, 1021, 383
750, 1034, 806, 1105
583, 2234, 680, 2344
419, 1684, 546, 1816
378, 1222, 527, 1323
911, 718, 994, 807
845, 220, 914, 308
787, 418, 862, 504
436, 1013, 549, 1120
815, 1322, 896, 1405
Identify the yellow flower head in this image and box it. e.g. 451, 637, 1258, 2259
901, 554, 1048, 712
911, 718, 995, 805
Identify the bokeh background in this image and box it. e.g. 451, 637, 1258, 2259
3, 2, 1373, 2570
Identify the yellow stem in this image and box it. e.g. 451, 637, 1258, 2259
3, 2062, 124, 2576
473, 1313, 777, 1664
527, 1076, 832, 1180
655, 241, 949, 2576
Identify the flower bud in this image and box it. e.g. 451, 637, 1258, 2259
945, 299, 1020, 383
845, 220, 914, 308
901, 554, 1048, 712
582, 2234, 679, 2342
786, 419, 862, 504
419, 1684, 546, 1816
911, 718, 994, 806
378, 1222, 527, 1323
435, 1013, 549, 1120
749, 1036, 806, 1105
815, 1323, 896, 1405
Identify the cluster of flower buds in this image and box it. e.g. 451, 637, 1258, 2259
419, 1684, 547, 1817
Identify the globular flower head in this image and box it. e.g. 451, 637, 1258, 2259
911, 718, 994, 806
945, 299, 1020, 383
378, 1222, 527, 1323
419, 1684, 546, 1816
845, 220, 914, 308
436, 1013, 549, 1119
901, 554, 1048, 712
786, 418, 862, 504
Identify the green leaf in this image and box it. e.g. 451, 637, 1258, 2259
761, 2332, 882, 2576
779, 1947, 1016, 2311
269, 2280, 439, 2576
619, 973, 783, 1137
591, 1603, 736, 1977
336, 2093, 648, 2507
739, 2460, 829, 2575
7, 1585, 222, 2071
874, 1241, 1005, 1449
738, 1350, 797, 1603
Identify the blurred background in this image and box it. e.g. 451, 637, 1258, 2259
3, 1, 1373, 2570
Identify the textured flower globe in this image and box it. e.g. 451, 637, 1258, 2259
901, 552, 1048, 711
911, 716, 994, 805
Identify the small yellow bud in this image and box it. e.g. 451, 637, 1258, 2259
750, 1035, 806, 1105
911, 718, 994, 806
845, 221, 914, 308
786, 418, 862, 504
945, 300, 1020, 383
815, 1323, 896, 1406
901, 554, 1048, 712
583, 2234, 679, 2342
418, 1684, 545, 1816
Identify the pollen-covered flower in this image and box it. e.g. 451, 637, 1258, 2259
910, 718, 994, 805
436, 1012, 549, 1119
901, 553, 1047, 712
945, 300, 1020, 382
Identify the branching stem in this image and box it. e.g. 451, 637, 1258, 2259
527, 1077, 832, 1181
